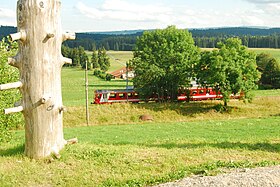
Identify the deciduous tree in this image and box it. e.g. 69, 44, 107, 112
91, 49, 99, 68
98, 47, 110, 72
196, 38, 260, 107
131, 26, 200, 101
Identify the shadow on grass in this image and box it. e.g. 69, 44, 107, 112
145, 142, 280, 153
134, 101, 225, 117
0, 144, 24, 156
89, 84, 127, 89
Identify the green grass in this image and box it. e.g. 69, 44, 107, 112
2, 50, 280, 186
249, 48, 280, 61
85, 50, 133, 72
1, 117, 280, 186
106, 51, 133, 72
202, 48, 280, 61
62, 68, 132, 106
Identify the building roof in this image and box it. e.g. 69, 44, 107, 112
109, 67, 133, 78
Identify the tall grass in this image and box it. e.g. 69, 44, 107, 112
64, 96, 280, 127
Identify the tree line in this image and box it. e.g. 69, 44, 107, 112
2, 26, 280, 51
61, 45, 111, 73
130, 26, 280, 107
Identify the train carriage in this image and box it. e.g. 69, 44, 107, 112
93, 89, 140, 104
93, 87, 241, 104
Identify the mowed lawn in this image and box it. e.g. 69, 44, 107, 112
1, 50, 280, 186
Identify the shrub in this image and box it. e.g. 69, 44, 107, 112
0, 38, 24, 142
93, 68, 112, 81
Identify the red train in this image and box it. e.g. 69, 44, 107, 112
93, 87, 240, 104
93, 89, 140, 104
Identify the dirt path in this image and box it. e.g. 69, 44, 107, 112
155, 165, 280, 187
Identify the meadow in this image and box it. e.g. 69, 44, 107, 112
1, 49, 280, 186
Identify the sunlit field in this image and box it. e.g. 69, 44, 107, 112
1, 49, 280, 186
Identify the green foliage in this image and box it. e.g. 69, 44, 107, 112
0, 38, 23, 142
256, 52, 273, 72
92, 69, 113, 81
61, 45, 88, 68
256, 53, 280, 89
131, 26, 200, 101
97, 47, 110, 71
262, 58, 280, 88
91, 49, 99, 68
197, 38, 261, 106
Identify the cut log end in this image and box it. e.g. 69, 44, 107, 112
4, 106, 24, 115
10, 31, 26, 42
8, 57, 19, 68
62, 32, 76, 41
0, 81, 23, 91
61, 57, 72, 65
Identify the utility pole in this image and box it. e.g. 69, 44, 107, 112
126, 62, 129, 102
85, 61, 89, 126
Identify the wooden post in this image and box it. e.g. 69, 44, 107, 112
6, 0, 75, 159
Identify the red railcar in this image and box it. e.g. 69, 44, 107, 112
177, 87, 223, 101
93, 87, 240, 104
93, 89, 140, 104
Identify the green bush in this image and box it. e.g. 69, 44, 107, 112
93, 68, 112, 81
105, 74, 113, 81
0, 38, 24, 142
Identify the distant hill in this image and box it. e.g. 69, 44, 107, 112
189, 27, 280, 37
0, 26, 17, 39
2, 25, 280, 38
1, 26, 280, 50
86, 30, 145, 35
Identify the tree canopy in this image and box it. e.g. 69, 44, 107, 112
131, 26, 200, 101
196, 38, 261, 106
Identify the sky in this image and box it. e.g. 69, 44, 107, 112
0, 0, 280, 32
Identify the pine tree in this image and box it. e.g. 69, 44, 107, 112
91, 49, 99, 68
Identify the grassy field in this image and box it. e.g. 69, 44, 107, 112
1, 50, 280, 186
62, 68, 133, 106
249, 48, 280, 61
1, 117, 280, 186
202, 48, 280, 61
85, 50, 133, 72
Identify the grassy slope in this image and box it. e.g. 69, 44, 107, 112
1, 117, 280, 186
1, 49, 280, 186
249, 48, 280, 60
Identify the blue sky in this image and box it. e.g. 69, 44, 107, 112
0, 0, 280, 32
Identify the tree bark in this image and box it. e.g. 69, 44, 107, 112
12, 0, 73, 159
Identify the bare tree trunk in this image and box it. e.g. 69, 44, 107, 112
7, 0, 75, 159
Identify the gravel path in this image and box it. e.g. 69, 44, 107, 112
155, 165, 280, 187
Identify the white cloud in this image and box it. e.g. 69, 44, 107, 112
73, 0, 280, 31
76, 0, 173, 22
0, 7, 16, 26
244, 0, 280, 14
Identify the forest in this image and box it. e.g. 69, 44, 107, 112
1, 26, 280, 50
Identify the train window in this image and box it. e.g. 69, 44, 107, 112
199, 90, 204, 94
109, 93, 116, 98
134, 93, 138, 96
192, 91, 197, 95
119, 93, 125, 98
206, 89, 210, 94
128, 93, 132, 97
